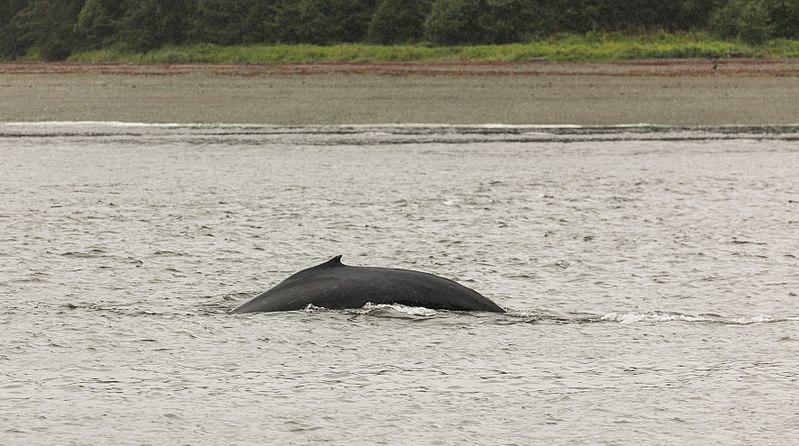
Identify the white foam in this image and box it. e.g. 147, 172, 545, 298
600, 311, 789, 325
361, 302, 438, 317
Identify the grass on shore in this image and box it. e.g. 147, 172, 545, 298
68, 33, 799, 64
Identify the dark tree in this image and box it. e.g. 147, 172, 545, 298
369, 0, 433, 44
709, 0, 775, 44
767, 0, 799, 38
117, 0, 196, 51
75, 0, 126, 50
0, 0, 29, 59
482, 0, 544, 43
191, 0, 276, 45
270, 0, 376, 44
9, 0, 84, 60
674, 0, 725, 31
545, 0, 600, 34
424, 0, 489, 44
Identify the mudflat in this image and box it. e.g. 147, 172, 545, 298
1, 60, 798, 125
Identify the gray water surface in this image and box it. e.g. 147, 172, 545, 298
1, 123, 798, 445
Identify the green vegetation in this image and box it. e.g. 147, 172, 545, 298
2, 0, 799, 61
68, 34, 799, 63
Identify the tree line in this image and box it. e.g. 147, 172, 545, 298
2, 0, 798, 60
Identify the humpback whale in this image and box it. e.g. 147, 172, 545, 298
232, 256, 504, 313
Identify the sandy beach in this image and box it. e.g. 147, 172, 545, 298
1, 60, 798, 125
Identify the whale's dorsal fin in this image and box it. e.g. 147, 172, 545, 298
321, 255, 343, 267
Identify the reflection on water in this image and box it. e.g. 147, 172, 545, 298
1, 123, 798, 445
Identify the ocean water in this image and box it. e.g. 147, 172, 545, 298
1, 122, 798, 445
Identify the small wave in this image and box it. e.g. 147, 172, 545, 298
499, 310, 799, 325
599, 311, 793, 325
4, 122, 799, 142
299, 302, 439, 318
60, 250, 107, 258
2, 121, 194, 128
152, 250, 188, 256
359, 302, 439, 317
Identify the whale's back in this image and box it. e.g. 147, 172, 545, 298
232, 256, 504, 313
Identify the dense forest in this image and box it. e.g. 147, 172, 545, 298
1, 0, 798, 60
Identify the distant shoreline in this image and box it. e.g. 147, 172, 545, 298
4, 59, 799, 77
2, 60, 798, 126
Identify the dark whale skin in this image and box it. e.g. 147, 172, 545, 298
232, 256, 505, 313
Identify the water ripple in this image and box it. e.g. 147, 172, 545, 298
3, 123, 799, 445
